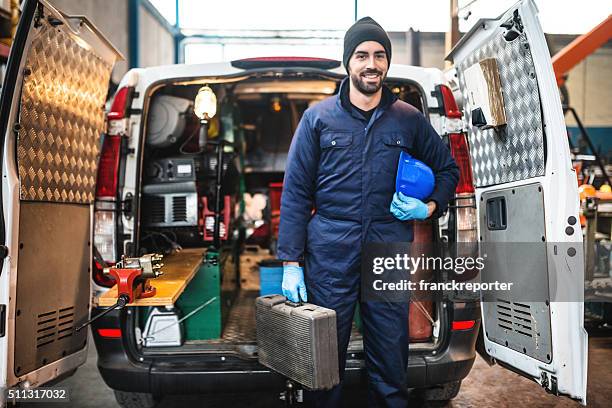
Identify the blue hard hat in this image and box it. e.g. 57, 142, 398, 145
395, 151, 435, 200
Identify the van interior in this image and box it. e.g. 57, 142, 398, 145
130, 72, 441, 357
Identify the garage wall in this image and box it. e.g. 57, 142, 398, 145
49, 0, 129, 83
389, 31, 446, 68
548, 36, 612, 127
48, 0, 175, 83
138, 2, 175, 68
548, 35, 612, 158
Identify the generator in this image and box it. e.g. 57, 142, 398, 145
141, 153, 239, 248
142, 157, 200, 228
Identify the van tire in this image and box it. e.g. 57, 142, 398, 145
418, 380, 462, 402
113, 390, 161, 408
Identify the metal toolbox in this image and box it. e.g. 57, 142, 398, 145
255, 295, 339, 390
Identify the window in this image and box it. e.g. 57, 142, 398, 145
148, 0, 177, 26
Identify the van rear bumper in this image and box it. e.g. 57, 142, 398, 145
93, 301, 480, 394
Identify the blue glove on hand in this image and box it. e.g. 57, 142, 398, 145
390, 191, 429, 221
282, 264, 307, 303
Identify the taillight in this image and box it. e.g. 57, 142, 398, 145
97, 328, 122, 338
451, 320, 475, 331
95, 135, 121, 198
449, 133, 474, 194
107, 86, 134, 120
92, 87, 134, 283
439, 84, 477, 247
455, 204, 477, 240
438, 84, 462, 119
93, 136, 121, 284
450, 134, 477, 244
94, 201, 117, 285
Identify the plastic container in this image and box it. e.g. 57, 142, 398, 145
395, 151, 435, 200
269, 182, 283, 239
259, 259, 284, 296
268, 182, 283, 215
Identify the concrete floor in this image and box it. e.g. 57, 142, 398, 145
16, 326, 612, 408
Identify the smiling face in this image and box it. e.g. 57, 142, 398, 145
347, 41, 389, 96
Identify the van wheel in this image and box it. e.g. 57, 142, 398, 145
417, 380, 462, 403
113, 390, 161, 408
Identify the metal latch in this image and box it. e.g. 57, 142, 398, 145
121, 192, 134, 218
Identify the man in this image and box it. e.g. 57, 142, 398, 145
278, 17, 459, 407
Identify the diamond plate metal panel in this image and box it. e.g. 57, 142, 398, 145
457, 30, 545, 187
17, 19, 113, 203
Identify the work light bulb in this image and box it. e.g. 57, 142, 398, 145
194, 85, 217, 120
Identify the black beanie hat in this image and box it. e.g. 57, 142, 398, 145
343, 17, 391, 72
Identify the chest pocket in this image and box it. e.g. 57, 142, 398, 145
376, 132, 414, 174
318, 132, 354, 174
382, 133, 412, 149
320, 132, 353, 149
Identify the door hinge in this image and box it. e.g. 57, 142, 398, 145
0, 245, 8, 260
548, 375, 558, 396
0, 305, 6, 337
540, 371, 548, 388
34, 3, 44, 28
501, 9, 524, 41
540, 372, 559, 395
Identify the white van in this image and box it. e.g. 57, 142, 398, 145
0, 0, 587, 407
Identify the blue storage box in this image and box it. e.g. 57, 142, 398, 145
259, 259, 284, 296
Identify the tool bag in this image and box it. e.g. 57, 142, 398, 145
255, 295, 339, 390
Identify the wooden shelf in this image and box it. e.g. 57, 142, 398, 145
97, 248, 206, 307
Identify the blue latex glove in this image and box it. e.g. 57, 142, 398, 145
390, 191, 429, 221
282, 264, 307, 302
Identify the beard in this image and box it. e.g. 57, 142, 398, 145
349, 68, 386, 95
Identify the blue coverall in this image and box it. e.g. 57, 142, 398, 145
278, 77, 459, 407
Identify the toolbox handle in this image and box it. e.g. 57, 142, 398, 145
285, 300, 304, 307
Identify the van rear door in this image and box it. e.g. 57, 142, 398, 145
447, 0, 587, 404
0, 0, 121, 393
